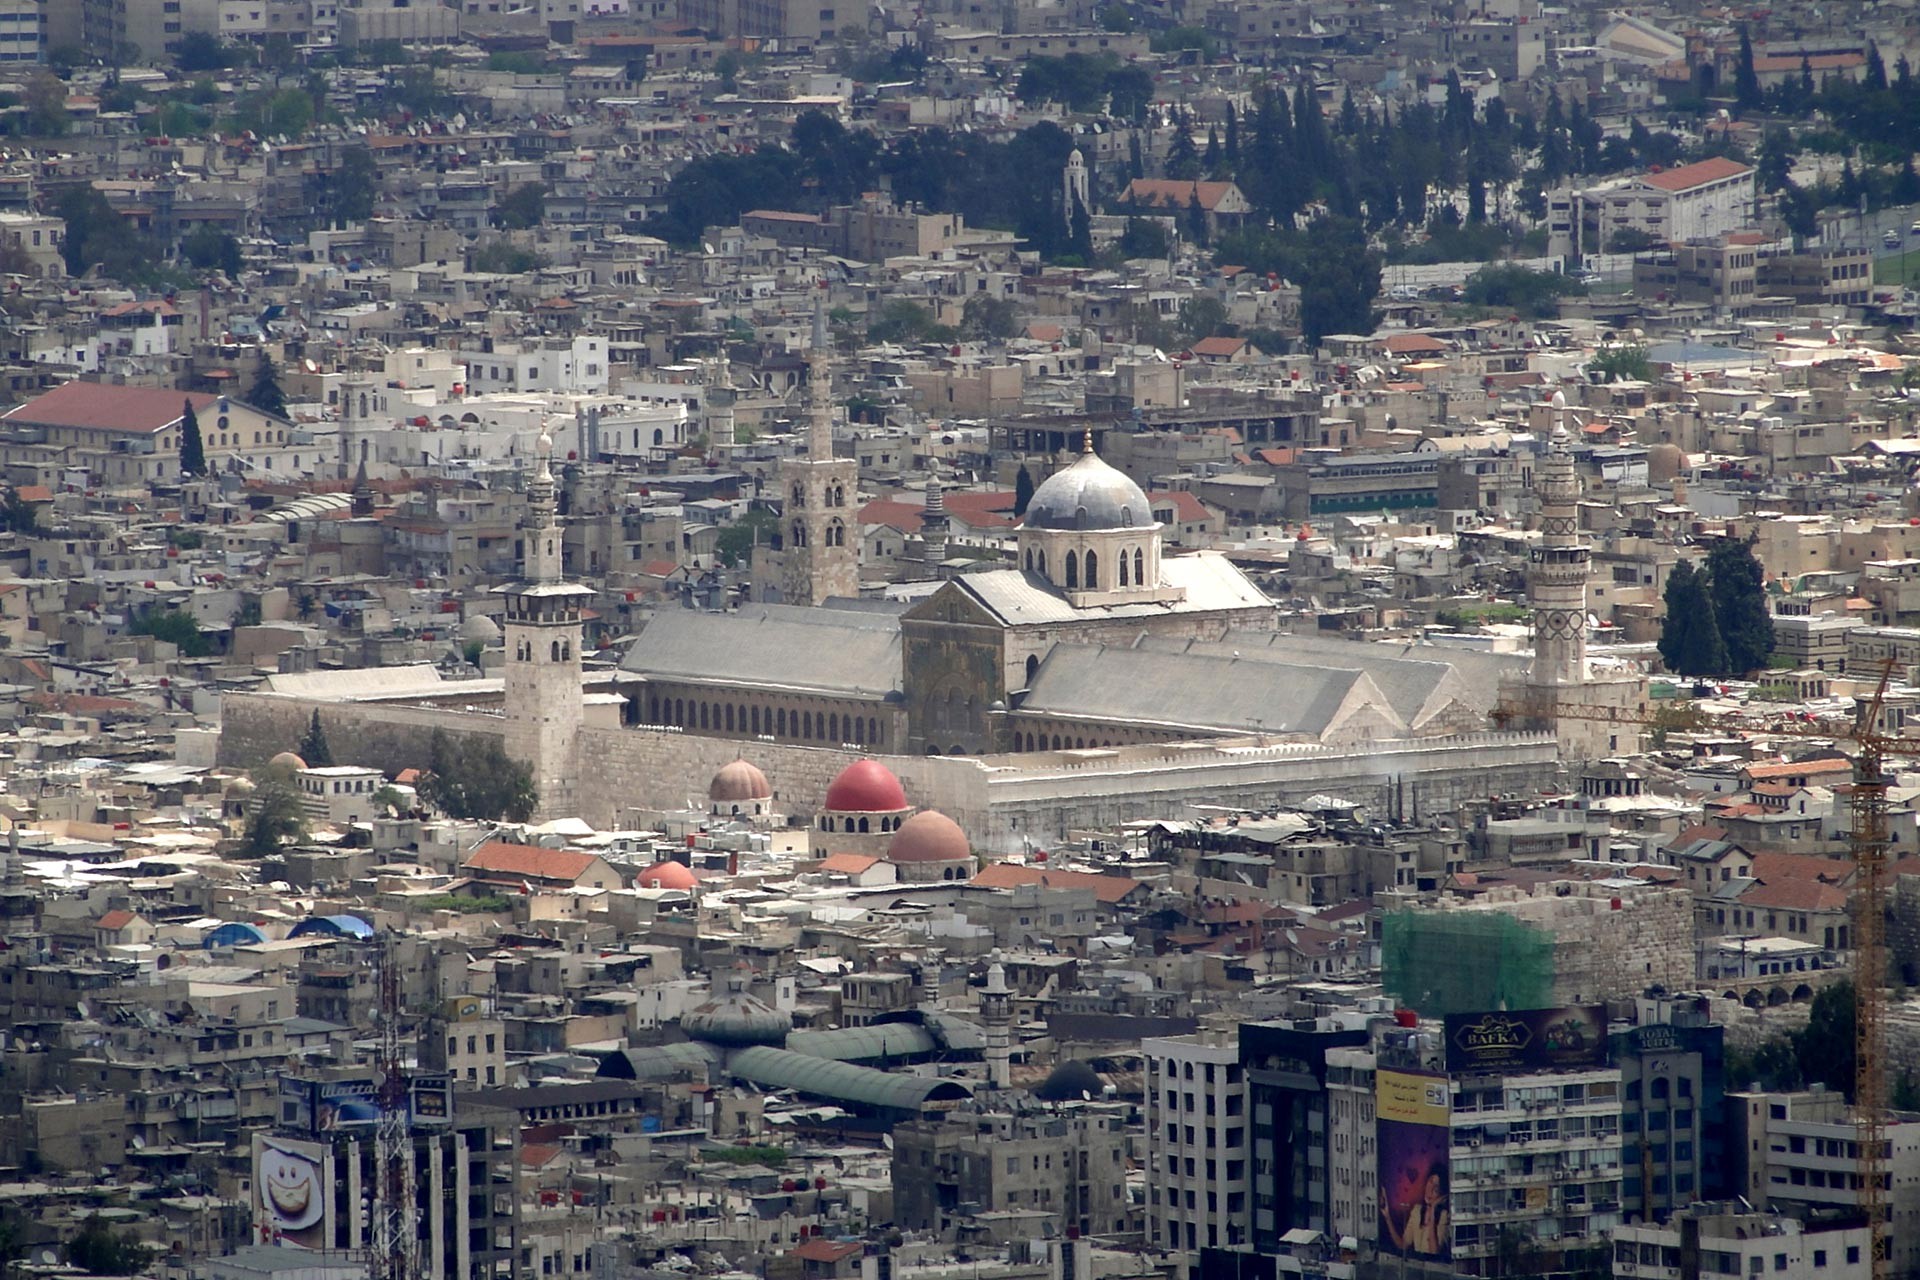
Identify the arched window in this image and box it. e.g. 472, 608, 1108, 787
1037, 549, 1047, 577
858, 817, 869, 833
562, 640, 571, 660
649, 696, 660, 721
791, 484, 804, 506
699, 703, 710, 729
777, 708, 787, 735
792, 522, 808, 547
830, 713, 841, 741
803, 711, 813, 739
1065, 550, 1078, 589
1085, 549, 1098, 588
1025, 548, 1034, 571
674, 698, 685, 724
1119, 551, 1129, 586
1134, 547, 1145, 585
653, 428, 663, 446
828, 519, 845, 547
724, 705, 735, 732
1025, 654, 1040, 685
868, 717, 879, 744
551, 640, 560, 661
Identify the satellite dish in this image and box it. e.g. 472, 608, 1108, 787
76, 1000, 90, 1019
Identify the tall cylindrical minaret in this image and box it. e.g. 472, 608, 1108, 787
1530, 390, 1590, 687
981, 960, 1012, 1089
525, 431, 560, 584
807, 292, 833, 462
1063, 147, 1088, 233
921, 473, 949, 567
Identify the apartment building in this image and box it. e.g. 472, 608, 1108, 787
1551, 158, 1756, 261
1612, 1205, 1871, 1280
1145, 1031, 1250, 1263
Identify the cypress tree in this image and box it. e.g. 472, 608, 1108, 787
179, 398, 205, 477
1014, 466, 1035, 517
1658, 561, 1728, 677
250, 354, 287, 419
1735, 26, 1761, 109
298, 709, 334, 767
1707, 535, 1776, 675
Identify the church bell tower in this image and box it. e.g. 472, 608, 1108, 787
498, 431, 593, 820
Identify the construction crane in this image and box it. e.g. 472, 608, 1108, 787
1498, 662, 1908, 1280
372, 933, 418, 1280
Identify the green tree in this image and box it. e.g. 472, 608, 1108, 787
1657, 561, 1727, 677
1117, 216, 1170, 259
716, 507, 778, 567
494, 182, 549, 230
333, 147, 377, 224
131, 609, 212, 657
23, 71, 69, 137
417, 730, 537, 823
1179, 294, 1228, 342
1589, 344, 1652, 383
1296, 216, 1381, 346
249, 354, 287, 419
175, 32, 236, 73
298, 710, 334, 767
1734, 26, 1760, 110
1795, 981, 1856, 1099
181, 225, 242, 275
1707, 535, 1776, 675
1462, 263, 1583, 317
180, 398, 206, 477
471, 243, 545, 274
960, 294, 1020, 341
1014, 466, 1035, 517
0, 488, 38, 534
242, 774, 307, 858
66, 1215, 154, 1276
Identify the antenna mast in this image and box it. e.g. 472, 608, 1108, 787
372, 934, 418, 1280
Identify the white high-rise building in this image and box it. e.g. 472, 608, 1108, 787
1143, 1031, 1249, 1267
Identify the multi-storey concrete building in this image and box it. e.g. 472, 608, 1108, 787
890, 1106, 1131, 1236
1144, 1030, 1249, 1266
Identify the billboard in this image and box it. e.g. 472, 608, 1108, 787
278, 1072, 455, 1133
1443, 1006, 1607, 1073
252, 1132, 332, 1250
1376, 1070, 1449, 1265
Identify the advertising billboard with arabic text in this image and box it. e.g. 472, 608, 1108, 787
1443, 1006, 1607, 1073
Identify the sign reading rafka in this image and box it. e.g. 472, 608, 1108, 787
1443, 1006, 1607, 1073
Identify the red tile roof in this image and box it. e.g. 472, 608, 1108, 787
1749, 851, 1855, 885
1382, 333, 1449, 355
1190, 336, 1247, 358
1640, 157, 1752, 193
969, 862, 1142, 905
1151, 490, 1214, 523
1123, 178, 1242, 212
463, 842, 603, 884
792, 1241, 863, 1265
1738, 878, 1848, 912
95, 909, 136, 931
5, 383, 219, 435
820, 852, 881, 874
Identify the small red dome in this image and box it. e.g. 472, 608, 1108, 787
824, 759, 909, 813
887, 810, 971, 863
709, 759, 772, 802
636, 861, 699, 890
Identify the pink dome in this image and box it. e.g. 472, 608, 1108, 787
824, 759, 909, 813
636, 861, 699, 890
887, 810, 971, 863
709, 759, 772, 802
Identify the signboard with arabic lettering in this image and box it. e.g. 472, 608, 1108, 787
1443, 1006, 1606, 1073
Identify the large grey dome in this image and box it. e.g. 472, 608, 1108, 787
681, 975, 791, 1047
1024, 447, 1153, 531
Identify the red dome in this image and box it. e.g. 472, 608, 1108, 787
824, 759, 909, 813
636, 861, 699, 890
887, 810, 971, 863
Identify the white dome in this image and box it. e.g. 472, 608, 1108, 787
1025, 448, 1153, 532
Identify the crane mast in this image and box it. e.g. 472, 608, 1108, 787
1501, 664, 1901, 1280
372, 934, 418, 1280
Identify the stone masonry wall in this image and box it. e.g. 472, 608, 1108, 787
223, 693, 1563, 855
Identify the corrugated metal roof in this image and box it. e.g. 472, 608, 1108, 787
785, 1023, 937, 1063
950, 553, 1272, 627
727, 1046, 972, 1110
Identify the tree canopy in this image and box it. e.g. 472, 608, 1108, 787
1656, 561, 1727, 677
418, 730, 538, 823
1706, 535, 1776, 675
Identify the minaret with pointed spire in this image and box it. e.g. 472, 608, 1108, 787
770, 286, 859, 605
497, 430, 594, 820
